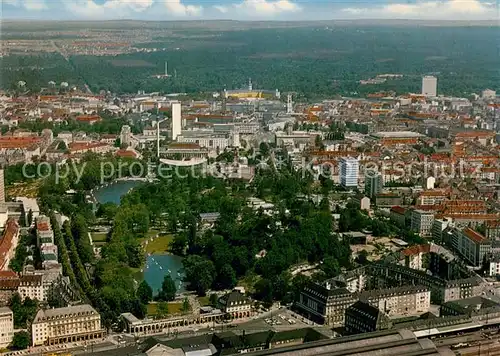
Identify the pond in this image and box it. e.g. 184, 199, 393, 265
93, 180, 143, 205
94, 179, 186, 295
144, 254, 186, 295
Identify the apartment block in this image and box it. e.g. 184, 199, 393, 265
31, 304, 105, 346
358, 286, 430, 316
452, 227, 491, 267
411, 210, 435, 237
0, 307, 13, 348
345, 301, 392, 335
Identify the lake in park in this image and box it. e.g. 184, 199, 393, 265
94, 180, 186, 295
92, 180, 142, 205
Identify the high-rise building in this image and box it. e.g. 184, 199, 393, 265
171, 101, 182, 141
119, 125, 132, 148
0, 307, 13, 348
364, 172, 383, 198
0, 168, 4, 203
339, 157, 359, 188
422, 76, 437, 97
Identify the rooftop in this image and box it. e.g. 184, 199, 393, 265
463, 227, 487, 244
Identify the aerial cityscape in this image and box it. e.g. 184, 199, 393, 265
0, 1, 499, 355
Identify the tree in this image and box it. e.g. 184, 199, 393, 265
217, 264, 237, 290
27, 210, 33, 226
209, 293, 218, 307
181, 297, 190, 313
10, 331, 30, 350
137, 280, 153, 305
183, 256, 216, 296
157, 275, 176, 302
156, 302, 169, 319
321, 256, 341, 278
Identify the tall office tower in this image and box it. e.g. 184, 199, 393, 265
422, 76, 437, 97
171, 101, 182, 141
339, 157, 359, 188
0, 168, 4, 203
365, 172, 383, 198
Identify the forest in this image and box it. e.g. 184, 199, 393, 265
1, 26, 498, 99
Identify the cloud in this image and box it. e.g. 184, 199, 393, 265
3, 0, 47, 10
341, 0, 495, 19
217, 0, 300, 16
162, 0, 202, 16
65, 0, 154, 18
213, 5, 228, 13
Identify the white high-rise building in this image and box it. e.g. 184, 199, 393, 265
422, 76, 437, 97
0, 307, 13, 348
339, 157, 359, 188
171, 102, 182, 141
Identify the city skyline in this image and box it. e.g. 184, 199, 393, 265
2, 0, 498, 21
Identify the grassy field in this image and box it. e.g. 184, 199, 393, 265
142, 234, 174, 255
7, 180, 41, 198
147, 302, 183, 316
91, 232, 108, 242
197, 296, 211, 307
238, 272, 260, 294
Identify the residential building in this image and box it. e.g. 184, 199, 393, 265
358, 286, 431, 316
389, 206, 407, 227
375, 193, 403, 208
345, 301, 392, 335
31, 304, 105, 346
0, 307, 13, 348
339, 157, 359, 188
295, 281, 356, 325
365, 172, 383, 198
432, 218, 453, 243
422, 76, 437, 97
18, 274, 44, 301
352, 194, 370, 211
411, 210, 435, 237
489, 255, 500, 277
486, 221, 500, 240
217, 290, 252, 318
0, 271, 19, 306
452, 227, 491, 267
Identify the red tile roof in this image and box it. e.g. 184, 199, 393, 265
0, 219, 19, 270
402, 244, 430, 256
115, 149, 139, 158
76, 115, 102, 123
463, 227, 486, 244
390, 206, 406, 215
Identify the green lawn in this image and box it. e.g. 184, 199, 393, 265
147, 302, 183, 316
143, 234, 174, 254
238, 272, 260, 294
198, 296, 211, 307
91, 233, 108, 243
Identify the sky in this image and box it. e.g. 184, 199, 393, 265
1, 0, 498, 21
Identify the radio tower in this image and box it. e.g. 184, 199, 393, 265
287, 94, 293, 114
